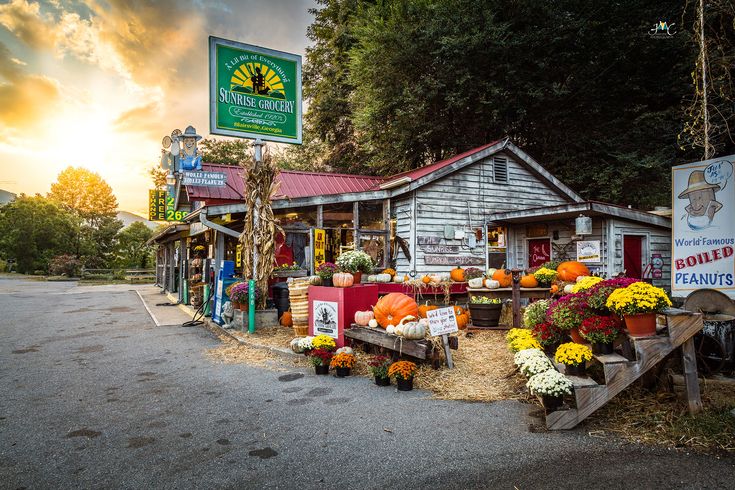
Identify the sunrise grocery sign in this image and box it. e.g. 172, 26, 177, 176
209, 36, 302, 144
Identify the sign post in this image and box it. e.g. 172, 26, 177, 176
426, 307, 459, 368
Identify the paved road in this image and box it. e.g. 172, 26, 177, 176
1, 276, 733, 489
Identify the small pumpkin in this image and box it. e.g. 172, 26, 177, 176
468, 277, 484, 288
403, 275, 410, 282
280, 311, 293, 327
333, 272, 354, 288
550, 284, 559, 294
422, 275, 431, 284
563, 284, 575, 294
373, 293, 419, 328
336, 346, 354, 355
375, 273, 392, 283
484, 278, 500, 289
450, 266, 465, 282
519, 274, 538, 288
453, 305, 465, 316
455, 312, 470, 330
418, 301, 438, 318
429, 274, 443, 285
392, 275, 404, 283
386, 325, 396, 335
557, 261, 590, 282
492, 269, 512, 288
368, 318, 379, 328
402, 321, 426, 340
354, 310, 374, 326
308, 275, 322, 286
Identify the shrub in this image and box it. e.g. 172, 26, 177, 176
48, 255, 81, 277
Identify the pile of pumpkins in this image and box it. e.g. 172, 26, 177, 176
365, 268, 410, 284
353, 292, 469, 340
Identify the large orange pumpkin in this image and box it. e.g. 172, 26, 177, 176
418, 302, 438, 318
519, 274, 538, 288
492, 269, 512, 288
453, 305, 465, 316
280, 311, 293, 327
333, 272, 354, 287
450, 266, 465, 282
455, 312, 470, 329
373, 293, 419, 328
556, 261, 590, 282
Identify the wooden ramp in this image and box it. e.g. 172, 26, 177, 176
546, 308, 704, 430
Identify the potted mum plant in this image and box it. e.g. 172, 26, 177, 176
506, 328, 542, 353
367, 355, 392, 386
308, 349, 333, 375
336, 250, 374, 284
229, 282, 260, 311
555, 342, 593, 377
532, 321, 566, 355
585, 277, 641, 313
533, 267, 558, 287
469, 296, 502, 327
316, 262, 338, 287
579, 315, 621, 355
546, 294, 594, 344
388, 360, 417, 391
527, 370, 573, 411
330, 352, 356, 377
606, 282, 672, 337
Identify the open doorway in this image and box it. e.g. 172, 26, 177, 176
623, 235, 644, 279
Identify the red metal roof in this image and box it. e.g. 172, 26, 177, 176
186, 141, 501, 203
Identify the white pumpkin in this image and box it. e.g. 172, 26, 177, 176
376, 273, 392, 283
575, 275, 589, 283
484, 278, 500, 289
439, 272, 451, 281
367, 275, 378, 283
290, 338, 303, 353
386, 325, 396, 335
394, 323, 404, 336
429, 274, 442, 284
468, 277, 484, 289
336, 346, 353, 355
486, 268, 497, 278
402, 321, 426, 340
392, 275, 404, 283
564, 284, 575, 294
368, 318, 379, 328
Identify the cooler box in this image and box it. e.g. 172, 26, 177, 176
308, 284, 378, 348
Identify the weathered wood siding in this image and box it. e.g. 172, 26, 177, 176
610, 219, 671, 290
397, 151, 573, 275
392, 195, 413, 272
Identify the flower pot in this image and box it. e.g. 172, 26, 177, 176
314, 365, 329, 375
352, 271, 362, 284
624, 313, 657, 338
374, 376, 390, 386
335, 367, 351, 377
591, 342, 614, 355
321, 277, 333, 287
543, 342, 560, 356
538, 281, 551, 288
231, 301, 241, 310
396, 377, 413, 391
540, 394, 564, 411
569, 327, 587, 344
239, 303, 248, 312
468, 303, 502, 328
564, 362, 586, 377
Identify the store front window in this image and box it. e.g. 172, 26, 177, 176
487, 225, 507, 269
358, 201, 384, 230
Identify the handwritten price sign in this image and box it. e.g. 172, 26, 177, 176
426, 307, 459, 337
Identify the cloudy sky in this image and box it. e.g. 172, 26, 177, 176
0, 0, 316, 215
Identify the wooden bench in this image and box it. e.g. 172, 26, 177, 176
344, 325, 434, 360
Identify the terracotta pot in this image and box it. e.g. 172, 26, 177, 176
624, 313, 657, 338
569, 327, 587, 344
231, 301, 241, 310
352, 271, 362, 284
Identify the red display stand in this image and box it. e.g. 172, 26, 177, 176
308, 285, 378, 347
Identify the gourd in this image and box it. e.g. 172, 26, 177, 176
280, 311, 293, 327
484, 278, 500, 289
290, 338, 302, 353
429, 274, 443, 285
550, 284, 559, 294
402, 320, 426, 340
368, 318, 379, 328
386, 325, 396, 335
468, 277, 484, 289
556, 261, 590, 282
450, 266, 465, 282
492, 269, 512, 288
563, 284, 575, 294
308, 275, 322, 286
373, 293, 419, 328
519, 274, 539, 288
418, 301, 438, 318
392, 275, 404, 283
336, 346, 353, 355
333, 272, 354, 288
395, 315, 418, 336
375, 273, 392, 283
367, 275, 378, 283
354, 310, 374, 326
486, 268, 497, 278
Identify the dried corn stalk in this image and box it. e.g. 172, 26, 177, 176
239, 146, 282, 309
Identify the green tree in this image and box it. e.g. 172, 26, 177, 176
47, 167, 123, 267
199, 138, 250, 165
0, 195, 79, 274
114, 222, 154, 269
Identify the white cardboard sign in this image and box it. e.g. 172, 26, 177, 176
426, 307, 459, 337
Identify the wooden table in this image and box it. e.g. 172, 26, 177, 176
344, 325, 435, 361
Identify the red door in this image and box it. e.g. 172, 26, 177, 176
623, 235, 643, 279
528, 238, 551, 268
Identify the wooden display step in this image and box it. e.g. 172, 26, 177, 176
546, 309, 704, 430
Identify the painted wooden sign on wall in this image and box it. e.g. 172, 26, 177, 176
421, 245, 461, 254
424, 255, 484, 266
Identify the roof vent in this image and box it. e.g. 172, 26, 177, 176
493, 157, 508, 183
